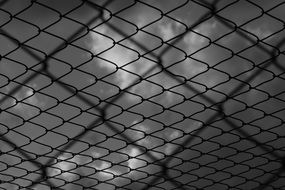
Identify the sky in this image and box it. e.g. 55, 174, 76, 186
0, 0, 285, 190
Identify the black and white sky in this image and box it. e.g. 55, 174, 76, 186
0, 0, 285, 190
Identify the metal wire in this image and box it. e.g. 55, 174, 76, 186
0, 0, 285, 189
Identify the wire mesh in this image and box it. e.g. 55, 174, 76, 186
0, 0, 285, 189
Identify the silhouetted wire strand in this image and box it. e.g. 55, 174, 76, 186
0, 0, 8, 7
255, 166, 284, 190
25, 0, 115, 188
143, 1, 285, 189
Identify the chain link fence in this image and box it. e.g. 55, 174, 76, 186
0, 0, 285, 189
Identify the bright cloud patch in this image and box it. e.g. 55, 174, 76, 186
49, 152, 121, 182
125, 121, 149, 173
130, 120, 150, 145
164, 130, 182, 155
47, 121, 200, 184
90, 14, 217, 104
246, 27, 273, 42
127, 147, 145, 171
7, 83, 45, 119
93, 161, 120, 180
49, 153, 79, 181
88, 19, 188, 104
157, 20, 183, 41
158, 20, 220, 86
89, 26, 142, 89
183, 21, 217, 50
90, 152, 121, 180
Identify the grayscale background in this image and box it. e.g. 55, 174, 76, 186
0, 0, 285, 189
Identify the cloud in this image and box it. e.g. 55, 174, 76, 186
245, 26, 274, 42
129, 120, 150, 145
49, 151, 121, 183
183, 21, 217, 52
88, 13, 226, 105
164, 130, 182, 155
126, 147, 143, 171
164, 122, 202, 155
157, 20, 183, 41
93, 160, 120, 180
124, 122, 149, 173
7, 83, 45, 119
157, 20, 220, 91
88, 15, 187, 104
123, 121, 166, 175
89, 151, 121, 181
49, 153, 79, 181
182, 21, 217, 69
89, 25, 141, 89
47, 121, 200, 183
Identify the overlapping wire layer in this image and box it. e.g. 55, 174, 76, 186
0, 0, 285, 189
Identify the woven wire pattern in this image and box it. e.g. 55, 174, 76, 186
0, 0, 285, 189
